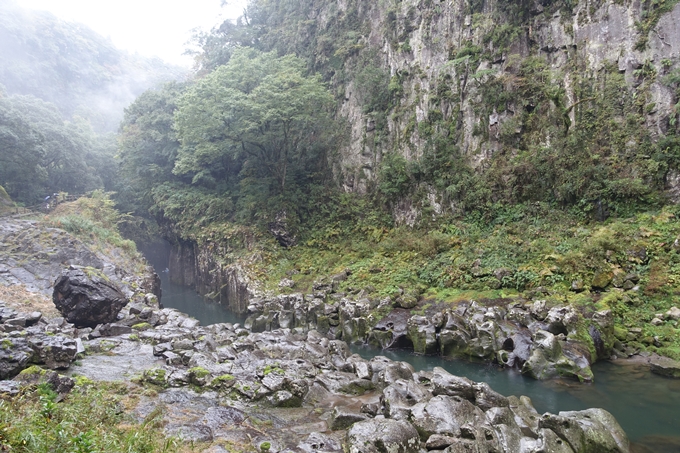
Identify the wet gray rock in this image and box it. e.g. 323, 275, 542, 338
410, 395, 486, 439
540, 408, 629, 452
0, 328, 77, 378
14, 368, 75, 397
298, 432, 342, 453
268, 389, 302, 407
27, 333, 78, 369
649, 355, 680, 378
521, 330, 592, 381
378, 361, 415, 386
346, 419, 420, 453
201, 406, 246, 430
170, 424, 213, 442
329, 406, 368, 430
472, 381, 509, 411
425, 434, 457, 450
0, 336, 33, 379
0, 380, 20, 396
381, 379, 431, 420
407, 316, 437, 355
431, 367, 475, 400
53, 268, 127, 328
99, 323, 133, 336
666, 306, 680, 320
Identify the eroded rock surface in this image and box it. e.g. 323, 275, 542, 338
0, 218, 161, 301
0, 289, 632, 453
245, 290, 612, 382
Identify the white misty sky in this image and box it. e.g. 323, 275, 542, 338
17, 0, 248, 66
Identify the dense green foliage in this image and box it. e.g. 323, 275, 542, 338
119, 48, 340, 230
117, 82, 187, 216
0, 1, 186, 206
0, 93, 116, 204
257, 201, 680, 359
0, 378, 186, 453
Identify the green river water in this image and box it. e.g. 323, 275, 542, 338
146, 248, 680, 453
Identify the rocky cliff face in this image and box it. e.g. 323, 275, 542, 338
337, 0, 677, 172
169, 239, 254, 314
294, 0, 680, 218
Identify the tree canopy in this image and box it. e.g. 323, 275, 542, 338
0, 94, 115, 204
117, 48, 341, 227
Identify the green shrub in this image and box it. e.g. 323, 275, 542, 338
0, 382, 182, 452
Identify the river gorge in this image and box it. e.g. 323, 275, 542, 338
146, 241, 680, 453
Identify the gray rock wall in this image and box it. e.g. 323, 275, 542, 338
315, 0, 680, 212
169, 240, 253, 314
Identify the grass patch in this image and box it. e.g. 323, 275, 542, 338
0, 381, 194, 453
0, 284, 59, 318
46, 191, 140, 263
248, 203, 680, 356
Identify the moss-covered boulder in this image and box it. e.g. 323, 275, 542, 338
521, 330, 594, 381
407, 316, 438, 355
347, 419, 420, 453
591, 271, 614, 290
539, 408, 629, 452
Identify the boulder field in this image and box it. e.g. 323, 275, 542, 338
1, 299, 631, 453
0, 216, 660, 452
244, 289, 617, 382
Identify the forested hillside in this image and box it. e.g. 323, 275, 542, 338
0, 92, 117, 204
119, 0, 680, 226
191, 0, 680, 218
0, 0, 185, 132
0, 0, 185, 205
115, 0, 680, 362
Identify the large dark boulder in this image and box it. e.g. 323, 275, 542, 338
52, 268, 127, 328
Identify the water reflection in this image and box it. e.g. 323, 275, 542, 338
141, 241, 244, 327
159, 276, 245, 326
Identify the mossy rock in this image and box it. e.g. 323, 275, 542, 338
613, 326, 628, 342
142, 367, 168, 387
18, 365, 47, 377
188, 366, 211, 386
210, 374, 236, 390
591, 271, 614, 290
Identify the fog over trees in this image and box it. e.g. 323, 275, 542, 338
0, 0, 185, 204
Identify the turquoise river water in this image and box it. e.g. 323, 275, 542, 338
145, 247, 680, 453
